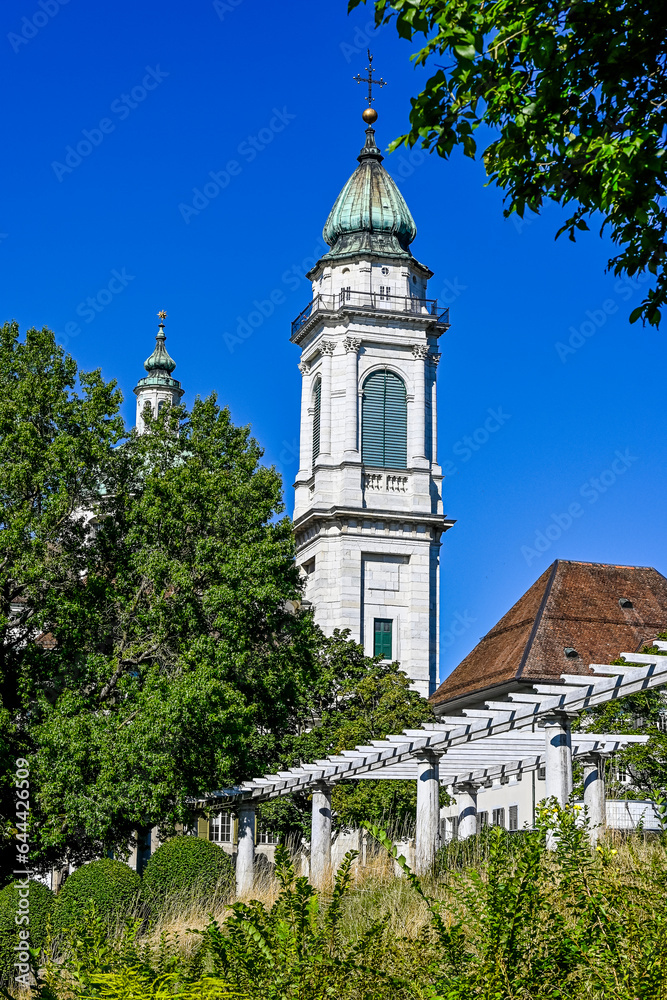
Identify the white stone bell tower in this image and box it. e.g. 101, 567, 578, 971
291, 113, 453, 697
133, 311, 184, 433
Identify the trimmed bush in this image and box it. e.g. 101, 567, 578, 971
53, 858, 141, 932
0, 879, 54, 983
142, 836, 235, 910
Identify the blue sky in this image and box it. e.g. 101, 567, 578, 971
2, 0, 665, 683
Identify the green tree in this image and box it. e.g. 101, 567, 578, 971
259, 632, 436, 837
577, 638, 667, 797
0, 324, 323, 874
0, 322, 124, 880
350, 0, 667, 326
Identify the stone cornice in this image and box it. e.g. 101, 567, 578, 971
293, 504, 455, 534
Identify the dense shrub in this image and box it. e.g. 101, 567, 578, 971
141, 836, 235, 911
0, 879, 54, 983
53, 859, 140, 932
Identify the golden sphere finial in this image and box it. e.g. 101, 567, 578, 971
362, 107, 378, 125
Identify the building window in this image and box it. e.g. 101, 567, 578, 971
312, 377, 321, 464
361, 370, 407, 469
257, 824, 279, 845
209, 812, 232, 843
136, 829, 151, 876
492, 808, 505, 829
477, 811, 489, 832
537, 765, 546, 781
379, 285, 391, 300
374, 618, 393, 659
509, 805, 519, 831
342, 285, 352, 301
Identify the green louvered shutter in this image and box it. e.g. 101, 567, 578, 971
312, 377, 321, 464
374, 619, 393, 659
362, 370, 407, 468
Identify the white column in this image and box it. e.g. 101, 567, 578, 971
236, 803, 255, 896
543, 713, 574, 805
543, 712, 575, 849
343, 337, 361, 455
582, 753, 606, 846
411, 345, 429, 463
454, 781, 478, 840
297, 360, 311, 474
310, 783, 332, 888
415, 751, 440, 874
319, 341, 335, 457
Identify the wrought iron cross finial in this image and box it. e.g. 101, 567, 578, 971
353, 49, 386, 107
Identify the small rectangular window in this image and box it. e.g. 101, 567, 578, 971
373, 618, 393, 659
477, 811, 488, 832
379, 285, 391, 300
509, 805, 519, 831
209, 812, 232, 843
492, 808, 505, 829
257, 825, 279, 845
537, 765, 546, 781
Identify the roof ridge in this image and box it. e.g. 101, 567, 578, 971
516, 560, 559, 681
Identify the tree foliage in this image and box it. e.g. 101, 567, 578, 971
0, 324, 325, 871
577, 638, 667, 797
259, 632, 435, 837
350, 0, 667, 326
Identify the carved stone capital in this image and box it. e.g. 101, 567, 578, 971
321, 340, 336, 357
412, 344, 430, 361
430, 352, 442, 368
298, 361, 310, 376
344, 336, 362, 354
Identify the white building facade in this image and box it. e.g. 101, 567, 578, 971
291, 123, 453, 697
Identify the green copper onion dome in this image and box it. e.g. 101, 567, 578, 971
322, 126, 417, 259
144, 318, 177, 374
134, 313, 183, 398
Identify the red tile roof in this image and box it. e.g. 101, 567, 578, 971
431, 560, 667, 712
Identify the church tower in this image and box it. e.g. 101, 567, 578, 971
291, 106, 453, 697
133, 312, 184, 432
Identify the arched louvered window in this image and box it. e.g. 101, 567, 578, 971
362, 369, 407, 469
312, 377, 321, 464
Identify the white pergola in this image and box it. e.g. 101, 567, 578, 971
199, 647, 666, 892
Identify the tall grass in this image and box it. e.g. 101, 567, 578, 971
7, 803, 667, 999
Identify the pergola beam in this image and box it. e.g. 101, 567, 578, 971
195, 657, 666, 806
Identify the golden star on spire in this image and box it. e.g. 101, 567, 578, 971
157, 310, 167, 321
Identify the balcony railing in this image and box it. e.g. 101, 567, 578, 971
291, 290, 450, 337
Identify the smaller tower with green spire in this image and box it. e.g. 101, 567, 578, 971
133, 311, 184, 433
